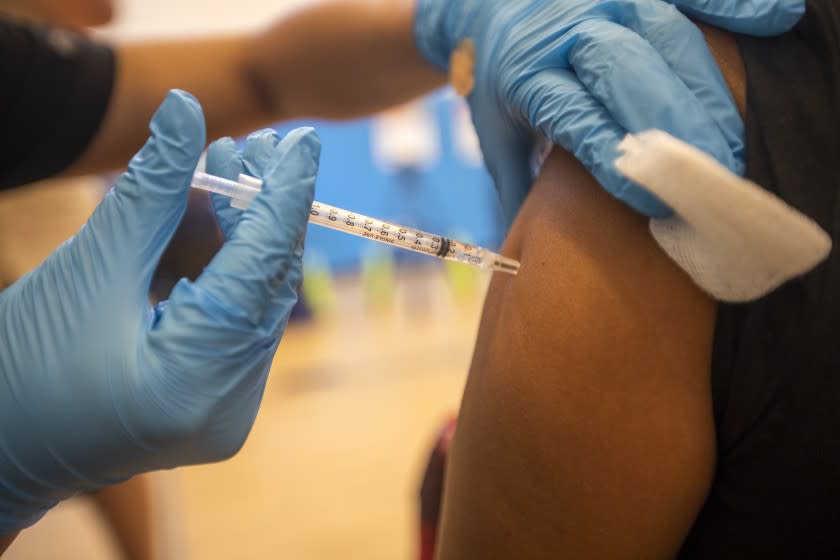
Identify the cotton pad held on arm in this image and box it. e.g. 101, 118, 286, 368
615, 130, 831, 302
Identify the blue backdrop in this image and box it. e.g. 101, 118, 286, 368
268, 92, 505, 272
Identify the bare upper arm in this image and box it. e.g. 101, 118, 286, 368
436, 26, 745, 560
437, 147, 718, 559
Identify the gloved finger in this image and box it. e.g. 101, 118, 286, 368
206, 130, 286, 239
176, 127, 320, 334
617, 0, 744, 171
516, 68, 671, 217
241, 129, 283, 178
80, 89, 206, 296
567, 20, 739, 175
666, 0, 805, 36
467, 93, 535, 229
206, 137, 245, 239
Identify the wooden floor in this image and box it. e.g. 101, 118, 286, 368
4, 228, 485, 559
176, 269, 483, 559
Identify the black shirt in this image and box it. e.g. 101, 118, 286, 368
0, 18, 115, 190
681, 1, 840, 557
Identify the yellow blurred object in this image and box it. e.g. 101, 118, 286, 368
301, 253, 338, 318
445, 259, 481, 303
361, 248, 396, 311
443, 231, 481, 303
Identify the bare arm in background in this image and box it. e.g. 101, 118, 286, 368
436, 27, 746, 559
0, 0, 112, 26
66, 0, 445, 176
89, 478, 157, 560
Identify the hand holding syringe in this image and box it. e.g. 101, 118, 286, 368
191, 171, 520, 275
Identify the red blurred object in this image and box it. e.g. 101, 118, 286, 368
418, 417, 457, 560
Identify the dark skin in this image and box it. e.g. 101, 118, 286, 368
90, 477, 156, 560
435, 27, 747, 559
0, 0, 112, 27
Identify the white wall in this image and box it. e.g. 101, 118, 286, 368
99, 0, 313, 39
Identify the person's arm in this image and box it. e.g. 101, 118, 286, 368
438, 147, 719, 559
90, 477, 157, 560
65, 0, 445, 176
435, 29, 745, 559
0, 0, 112, 27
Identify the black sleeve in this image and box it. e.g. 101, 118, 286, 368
679, 1, 840, 557
0, 18, 116, 190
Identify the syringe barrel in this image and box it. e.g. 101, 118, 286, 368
309, 202, 507, 272
191, 172, 259, 203
309, 202, 445, 259
190, 172, 520, 274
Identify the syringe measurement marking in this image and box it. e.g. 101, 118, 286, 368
310, 203, 484, 266
189, 172, 517, 272
311, 203, 439, 257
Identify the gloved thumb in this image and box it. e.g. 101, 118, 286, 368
468, 94, 534, 230
84, 90, 206, 297
485, 137, 534, 230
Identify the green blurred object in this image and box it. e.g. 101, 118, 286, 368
301, 252, 338, 318
361, 247, 396, 311
444, 259, 480, 303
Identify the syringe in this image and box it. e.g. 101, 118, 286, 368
191, 171, 520, 275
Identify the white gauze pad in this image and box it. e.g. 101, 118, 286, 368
614, 130, 832, 303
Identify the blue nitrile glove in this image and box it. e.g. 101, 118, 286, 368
0, 90, 320, 533
668, 0, 804, 36
414, 0, 805, 223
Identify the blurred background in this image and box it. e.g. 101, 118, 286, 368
0, 0, 505, 558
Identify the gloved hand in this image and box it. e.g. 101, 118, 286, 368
414, 0, 805, 223
0, 90, 320, 533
